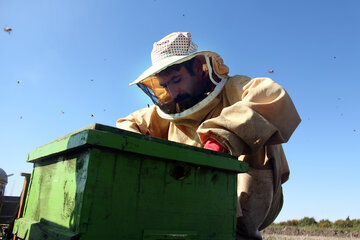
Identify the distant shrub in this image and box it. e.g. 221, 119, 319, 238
351, 219, 360, 228
286, 220, 299, 226
278, 221, 287, 226
334, 219, 353, 228
299, 217, 317, 226
318, 219, 332, 228
276, 220, 299, 226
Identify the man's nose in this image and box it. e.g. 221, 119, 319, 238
167, 86, 181, 98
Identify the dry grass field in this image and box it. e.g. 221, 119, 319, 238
262, 226, 360, 240
261, 218, 360, 240
263, 235, 360, 240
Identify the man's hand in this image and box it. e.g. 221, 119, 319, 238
203, 138, 228, 153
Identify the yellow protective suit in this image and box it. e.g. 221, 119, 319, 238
116, 75, 301, 239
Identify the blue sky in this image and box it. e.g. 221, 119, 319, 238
1, 0, 359, 223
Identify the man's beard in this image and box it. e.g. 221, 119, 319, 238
174, 92, 208, 111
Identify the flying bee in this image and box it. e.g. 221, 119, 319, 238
268, 70, 274, 73
4, 27, 12, 34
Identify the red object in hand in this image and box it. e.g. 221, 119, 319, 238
203, 138, 228, 153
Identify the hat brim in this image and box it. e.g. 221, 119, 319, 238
129, 51, 213, 86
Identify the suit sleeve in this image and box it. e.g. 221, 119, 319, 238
116, 105, 170, 139
197, 77, 301, 156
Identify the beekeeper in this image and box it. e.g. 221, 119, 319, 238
116, 32, 301, 239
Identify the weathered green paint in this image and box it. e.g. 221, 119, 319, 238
14, 124, 248, 240
143, 230, 198, 239
27, 124, 247, 173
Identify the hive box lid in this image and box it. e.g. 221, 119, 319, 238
27, 123, 247, 173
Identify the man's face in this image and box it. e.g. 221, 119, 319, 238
157, 65, 204, 110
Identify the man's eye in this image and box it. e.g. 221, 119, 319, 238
173, 78, 181, 84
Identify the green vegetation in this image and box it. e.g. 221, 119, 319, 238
270, 217, 360, 233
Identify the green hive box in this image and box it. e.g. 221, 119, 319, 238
13, 124, 248, 240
